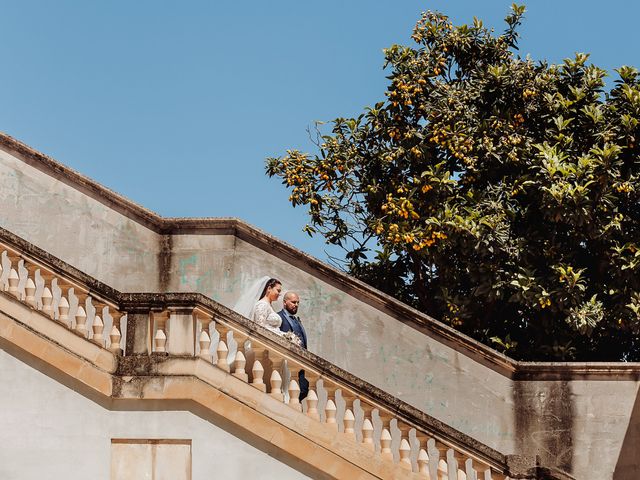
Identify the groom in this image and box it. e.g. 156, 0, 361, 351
278, 291, 309, 400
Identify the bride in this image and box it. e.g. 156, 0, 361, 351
234, 276, 283, 332
234, 276, 302, 346
251, 278, 283, 332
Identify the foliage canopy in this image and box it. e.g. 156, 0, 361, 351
266, 5, 640, 361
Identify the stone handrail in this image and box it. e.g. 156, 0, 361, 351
0, 226, 546, 479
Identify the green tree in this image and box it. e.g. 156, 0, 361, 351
266, 4, 640, 361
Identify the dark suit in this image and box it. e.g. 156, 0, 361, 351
278, 310, 308, 349
278, 309, 309, 400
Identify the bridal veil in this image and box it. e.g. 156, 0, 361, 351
233, 275, 271, 318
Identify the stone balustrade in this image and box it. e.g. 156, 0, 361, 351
0, 241, 124, 355
0, 228, 536, 479
191, 306, 506, 479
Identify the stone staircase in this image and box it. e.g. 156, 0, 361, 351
0, 226, 559, 479
8, 132, 618, 478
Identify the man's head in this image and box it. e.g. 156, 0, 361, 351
283, 291, 300, 315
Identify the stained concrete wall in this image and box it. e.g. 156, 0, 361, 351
0, 347, 308, 480
0, 149, 161, 292
2, 141, 640, 479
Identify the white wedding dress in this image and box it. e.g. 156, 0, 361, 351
251, 299, 282, 333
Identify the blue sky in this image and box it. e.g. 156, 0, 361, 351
1, 1, 638, 262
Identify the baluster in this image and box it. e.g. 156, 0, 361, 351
321, 380, 337, 425
21, 261, 39, 306
379, 414, 393, 460
359, 402, 375, 450
90, 301, 104, 346
288, 379, 302, 411
155, 329, 167, 353
109, 324, 123, 354
19, 260, 37, 306
57, 296, 71, 328
270, 370, 284, 401
38, 271, 56, 319
229, 331, 247, 378
153, 311, 168, 353
74, 293, 88, 337
214, 321, 232, 371
24, 260, 39, 298
196, 312, 213, 361
41, 286, 54, 318
418, 448, 431, 478
305, 389, 320, 421
380, 428, 393, 462
233, 350, 249, 382
109, 310, 123, 354
398, 423, 413, 471
362, 418, 374, 450
416, 436, 430, 478
199, 329, 212, 361
92, 314, 105, 347
55, 281, 72, 327
251, 360, 266, 392
302, 371, 319, 416
322, 381, 337, 427
0, 252, 4, 290
24, 277, 36, 306
400, 438, 412, 470
343, 408, 355, 439
233, 350, 248, 380
438, 458, 448, 480
216, 339, 230, 371
325, 398, 337, 431
268, 353, 285, 401
7, 267, 19, 298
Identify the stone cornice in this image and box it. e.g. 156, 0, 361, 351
2, 132, 640, 381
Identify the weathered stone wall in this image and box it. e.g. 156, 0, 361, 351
0, 348, 308, 480
1, 137, 639, 479
0, 148, 161, 292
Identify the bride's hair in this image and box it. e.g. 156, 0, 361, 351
258, 278, 281, 299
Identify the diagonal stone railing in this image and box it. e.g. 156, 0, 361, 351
0, 225, 558, 480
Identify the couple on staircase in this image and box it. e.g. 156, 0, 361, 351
234, 276, 309, 400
